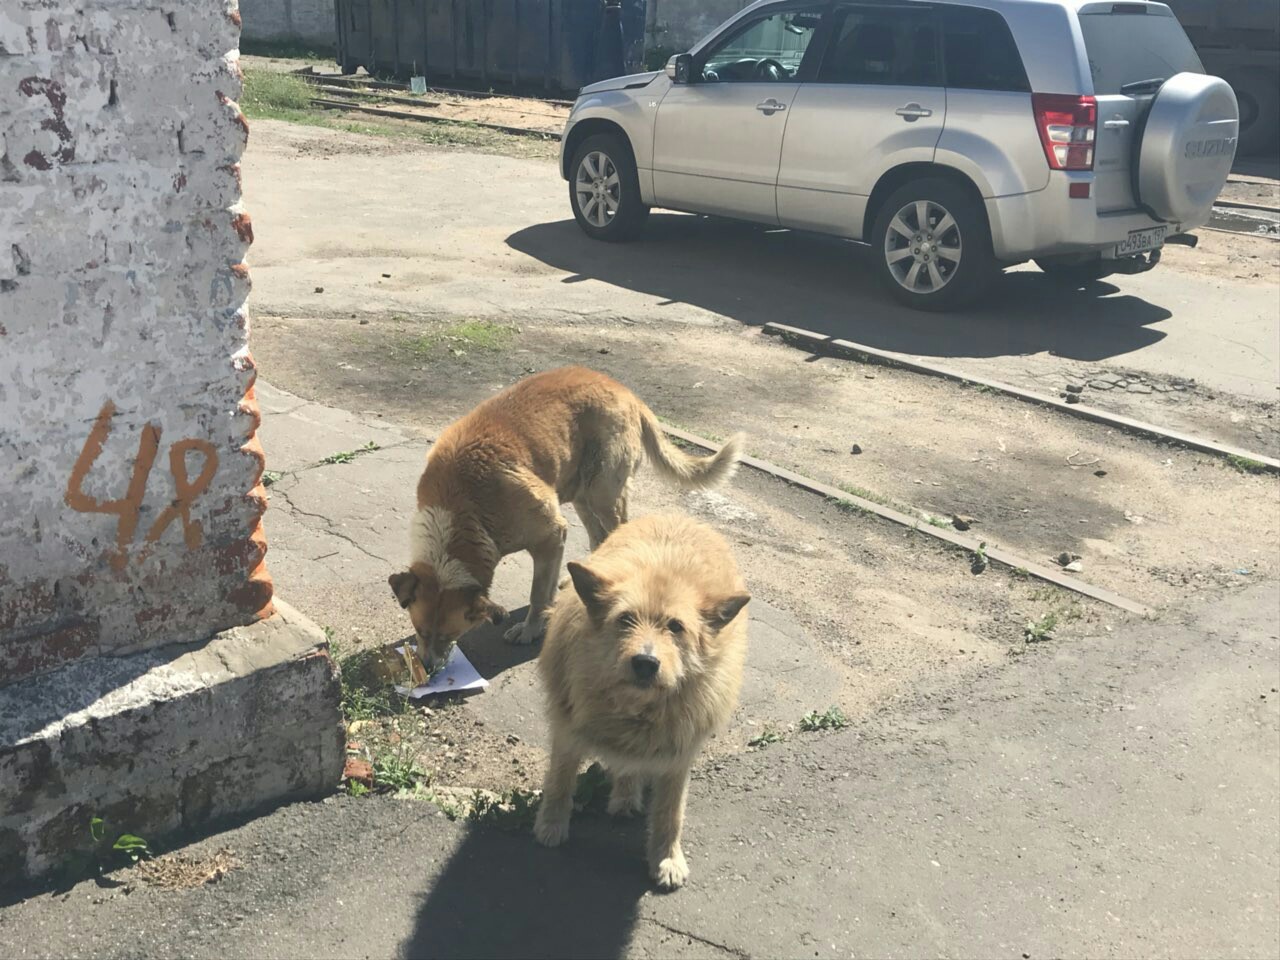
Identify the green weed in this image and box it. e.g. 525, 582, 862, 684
1227, 454, 1268, 475
373, 749, 428, 792
262, 469, 283, 487
468, 788, 541, 831
970, 540, 989, 574
89, 817, 151, 864
1023, 611, 1059, 643
799, 706, 849, 732
240, 69, 314, 117
412, 319, 518, 356
748, 726, 786, 748
321, 441, 380, 465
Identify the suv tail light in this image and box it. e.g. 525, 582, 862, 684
1032, 93, 1097, 170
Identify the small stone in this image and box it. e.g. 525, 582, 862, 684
1064, 561, 1084, 573
1056, 552, 1080, 566
359, 318, 370, 325
1088, 379, 1115, 390
314, 286, 325, 293
381, 273, 392, 278
598, 347, 610, 354
850, 443, 863, 455
1094, 469, 1107, 477
1154, 384, 1172, 392
951, 514, 976, 531
1065, 394, 1081, 404
1065, 383, 1084, 394
1127, 383, 1153, 394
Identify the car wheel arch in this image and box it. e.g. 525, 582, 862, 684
562, 118, 636, 180
864, 163, 992, 244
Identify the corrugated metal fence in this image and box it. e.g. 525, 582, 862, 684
335, 0, 647, 94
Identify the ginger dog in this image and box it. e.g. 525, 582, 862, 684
533, 513, 750, 890
388, 367, 742, 668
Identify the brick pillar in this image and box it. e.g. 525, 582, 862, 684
0, 0, 272, 683
0, 0, 342, 884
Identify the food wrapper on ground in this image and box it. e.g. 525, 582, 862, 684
400, 645, 430, 687
394, 644, 488, 699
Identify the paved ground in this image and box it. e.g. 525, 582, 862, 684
4, 566, 1275, 959
242, 121, 1280, 415
4, 117, 1277, 957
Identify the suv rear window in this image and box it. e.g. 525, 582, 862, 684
1079, 10, 1204, 94
940, 5, 1029, 92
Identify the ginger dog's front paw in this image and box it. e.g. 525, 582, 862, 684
504, 619, 546, 645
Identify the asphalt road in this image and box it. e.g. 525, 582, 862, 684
243, 121, 1280, 405
4, 580, 1275, 959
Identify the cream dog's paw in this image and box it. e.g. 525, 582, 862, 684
533, 812, 570, 847
651, 852, 689, 890
606, 778, 644, 818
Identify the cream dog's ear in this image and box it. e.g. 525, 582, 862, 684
702, 593, 751, 631
567, 561, 614, 620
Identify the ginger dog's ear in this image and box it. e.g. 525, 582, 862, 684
703, 593, 751, 631
389, 571, 419, 609
463, 586, 506, 625
567, 562, 613, 619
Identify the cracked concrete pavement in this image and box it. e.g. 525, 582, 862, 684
3, 385, 1276, 960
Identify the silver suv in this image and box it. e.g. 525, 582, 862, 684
559, 0, 1239, 311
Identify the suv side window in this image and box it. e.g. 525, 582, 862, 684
816, 5, 941, 86
940, 5, 1029, 92
700, 8, 826, 83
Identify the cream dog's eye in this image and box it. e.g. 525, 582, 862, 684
668, 619, 684, 635
618, 612, 638, 629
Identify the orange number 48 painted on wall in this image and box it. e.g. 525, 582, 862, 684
65, 401, 219, 571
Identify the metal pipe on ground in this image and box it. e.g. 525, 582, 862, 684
660, 424, 1154, 617
763, 322, 1280, 474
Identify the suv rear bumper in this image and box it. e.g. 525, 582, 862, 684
986, 174, 1203, 262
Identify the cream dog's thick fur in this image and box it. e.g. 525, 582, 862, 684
533, 513, 750, 890
388, 367, 743, 667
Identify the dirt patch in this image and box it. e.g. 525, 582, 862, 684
133, 849, 239, 889
253, 309, 1278, 614
1161, 228, 1280, 283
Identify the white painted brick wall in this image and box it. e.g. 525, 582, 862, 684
0, 0, 274, 684
240, 0, 335, 49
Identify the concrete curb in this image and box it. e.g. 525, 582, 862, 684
763, 322, 1280, 474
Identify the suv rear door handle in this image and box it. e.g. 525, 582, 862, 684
756, 98, 786, 114
1104, 118, 1131, 129
895, 102, 933, 121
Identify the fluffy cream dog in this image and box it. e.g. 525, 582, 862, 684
533, 513, 750, 890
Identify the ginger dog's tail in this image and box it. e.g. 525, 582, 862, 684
639, 408, 743, 490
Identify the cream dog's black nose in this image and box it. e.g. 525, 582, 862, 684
631, 653, 660, 682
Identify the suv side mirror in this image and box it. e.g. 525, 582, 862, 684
665, 53, 693, 84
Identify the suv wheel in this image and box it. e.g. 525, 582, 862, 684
871, 178, 995, 311
569, 133, 649, 242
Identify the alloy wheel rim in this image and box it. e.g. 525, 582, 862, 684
884, 199, 963, 293
575, 151, 621, 228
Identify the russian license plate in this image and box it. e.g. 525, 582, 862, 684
1115, 226, 1167, 256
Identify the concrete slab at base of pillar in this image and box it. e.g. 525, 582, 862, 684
0, 599, 344, 886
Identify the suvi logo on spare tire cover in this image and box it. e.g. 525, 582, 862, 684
1184, 137, 1237, 159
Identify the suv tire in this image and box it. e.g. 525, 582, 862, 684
870, 178, 995, 312
569, 133, 649, 242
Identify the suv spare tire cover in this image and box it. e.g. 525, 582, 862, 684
1137, 72, 1239, 224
